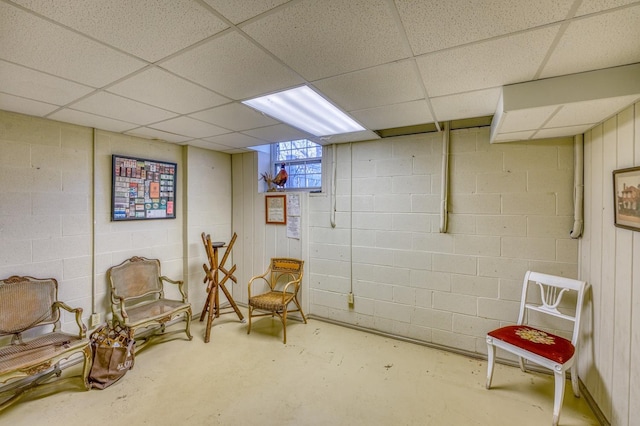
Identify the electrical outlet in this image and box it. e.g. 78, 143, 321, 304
90, 313, 101, 327
348, 292, 354, 305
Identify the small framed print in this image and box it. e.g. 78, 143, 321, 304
265, 194, 287, 225
613, 166, 640, 231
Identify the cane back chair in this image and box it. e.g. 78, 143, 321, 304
107, 256, 192, 351
0, 276, 92, 411
247, 258, 306, 344
485, 271, 587, 426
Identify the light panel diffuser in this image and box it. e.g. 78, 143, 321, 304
242, 86, 365, 136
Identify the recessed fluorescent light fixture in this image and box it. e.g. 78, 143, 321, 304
242, 86, 365, 137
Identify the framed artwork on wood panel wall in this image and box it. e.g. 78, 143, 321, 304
613, 166, 640, 231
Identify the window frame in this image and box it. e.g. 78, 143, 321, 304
271, 139, 323, 191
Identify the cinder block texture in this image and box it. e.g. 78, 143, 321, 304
307, 128, 577, 358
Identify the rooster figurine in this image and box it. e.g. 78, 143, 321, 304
273, 163, 288, 190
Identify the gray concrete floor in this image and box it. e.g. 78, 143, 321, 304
1, 309, 599, 425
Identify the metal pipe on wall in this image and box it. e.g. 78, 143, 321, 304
330, 144, 337, 228
570, 134, 584, 239
439, 122, 450, 233
91, 128, 97, 316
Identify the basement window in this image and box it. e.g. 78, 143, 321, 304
272, 139, 322, 190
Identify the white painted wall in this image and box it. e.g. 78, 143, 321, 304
233, 128, 579, 357
6, 104, 638, 424
307, 129, 579, 352
0, 110, 232, 330
185, 146, 233, 312
580, 101, 639, 426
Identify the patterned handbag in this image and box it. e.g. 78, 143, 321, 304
88, 324, 135, 389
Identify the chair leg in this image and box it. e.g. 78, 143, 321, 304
486, 340, 496, 390
518, 357, 526, 372
552, 370, 566, 426
185, 311, 193, 341
293, 296, 307, 323
282, 308, 287, 344
82, 345, 93, 390
247, 306, 253, 335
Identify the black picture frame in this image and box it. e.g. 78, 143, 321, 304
111, 154, 177, 221
613, 166, 640, 231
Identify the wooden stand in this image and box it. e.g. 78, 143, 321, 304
200, 232, 244, 343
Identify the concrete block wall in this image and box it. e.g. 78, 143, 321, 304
185, 146, 232, 313
308, 128, 578, 357
0, 110, 233, 330
0, 111, 94, 328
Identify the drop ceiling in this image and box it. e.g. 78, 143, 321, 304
1, 0, 639, 153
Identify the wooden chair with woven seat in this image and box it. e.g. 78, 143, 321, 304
485, 271, 587, 426
247, 258, 306, 344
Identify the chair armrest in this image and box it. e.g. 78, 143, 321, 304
282, 279, 301, 297
160, 275, 188, 302
247, 274, 269, 298
53, 301, 87, 339
112, 295, 130, 322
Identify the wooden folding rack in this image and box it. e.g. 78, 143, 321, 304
200, 232, 244, 343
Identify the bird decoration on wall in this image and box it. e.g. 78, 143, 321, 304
273, 163, 288, 190
259, 171, 276, 191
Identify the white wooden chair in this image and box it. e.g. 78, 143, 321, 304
485, 271, 587, 426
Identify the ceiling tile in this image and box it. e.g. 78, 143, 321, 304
351, 100, 434, 130
48, 108, 137, 133
417, 26, 559, 97
0, 2, 146, 87
574, 0, 638, 17
150, 116, 229, 139
312, 61, 423, 112
533, 124, 594, 140
545, 95, 640, 128
242, 124, 311, 143
0, 93, 59, 117
203, 0, 290, 24
187, 139, 240, 152
318, 130, 380, 145
190, 102, 278, 131
160, 31, 303, 100
241, 0, 411, 81
202, 132, 267, 148
107, 67, 229, 114
492, 129, 536, 143
0, 60, 94, 105
12, 0, 228, 62
396, 0, 571, 55
71, 92, 177, 125
430, 88, 501, 121
498, 105, 559, 133
541, 6, 640, 78
125, 127, 192, 144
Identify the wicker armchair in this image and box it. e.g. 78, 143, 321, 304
0, 276, 92, 411
247, 258, 306, 344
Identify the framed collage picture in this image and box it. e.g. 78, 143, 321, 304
111, 155, 177, 221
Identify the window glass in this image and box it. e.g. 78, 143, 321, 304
272, 140, 322, 190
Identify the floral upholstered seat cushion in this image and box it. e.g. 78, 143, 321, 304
487, 325, 575, 364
